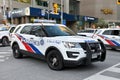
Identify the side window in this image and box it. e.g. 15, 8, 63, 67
9, 27, 15, 33
103, 30, 112, 35
111, 30, 120, 36
20, 26, 32, 34
30, 26, 45, 37
14, 26, 21, 33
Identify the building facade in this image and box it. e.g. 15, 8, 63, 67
0, 0, 99, 31
80, 0, 120, 26
0, 0, 80, 22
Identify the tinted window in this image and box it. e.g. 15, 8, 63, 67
30, 26, 45, 36
20, 26, 32, 34
44, 25, 76, 37
111, 30, 120, 36
103, 30, 112, 35
9, 27, 15, 33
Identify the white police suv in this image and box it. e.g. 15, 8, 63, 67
11, 20, 106, 70
0, 26, 10, 46
77, 28, 97, 37
93, 28, 120, 50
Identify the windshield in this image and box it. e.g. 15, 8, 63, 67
44, 25, 76, 37
0, 27, 8, 31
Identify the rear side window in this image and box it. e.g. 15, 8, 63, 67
30, 26, 45, 36
20, 26, 32, 34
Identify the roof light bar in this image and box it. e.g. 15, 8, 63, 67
33, 19, 56, 23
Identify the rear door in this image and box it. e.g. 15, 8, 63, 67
102, 30, 120, 47
29, 25, 47, 55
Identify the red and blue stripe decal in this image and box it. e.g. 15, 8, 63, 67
98, 35, 120, 46
15, 34, 42, 54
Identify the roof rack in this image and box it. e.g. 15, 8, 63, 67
32, 19, 56, 23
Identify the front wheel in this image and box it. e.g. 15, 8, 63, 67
2, 37, 9, 46
12, 44, 23, 58
46, 50, 64, 70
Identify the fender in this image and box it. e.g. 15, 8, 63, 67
98, 40, 106, 62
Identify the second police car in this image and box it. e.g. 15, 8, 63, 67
11, 19, 106, 70
93, 28, 120, 50
0, 26, 10, 46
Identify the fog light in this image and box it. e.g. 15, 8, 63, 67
66, 51, 79, 58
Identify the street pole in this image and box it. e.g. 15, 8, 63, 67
61, 0, 63, 24
47, 0, 50, 20
10, 0, 13, 24
3, 0, 6, 20
31, 0, 33, 7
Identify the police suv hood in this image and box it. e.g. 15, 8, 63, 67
50, 36, 98, 43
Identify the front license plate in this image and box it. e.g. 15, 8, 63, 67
92, 53, 98, 58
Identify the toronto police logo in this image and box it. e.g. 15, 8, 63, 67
40, 39, 44, 45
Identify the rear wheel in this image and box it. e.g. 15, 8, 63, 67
12, 44, 23, 58
2, 37, 9, 46
46, 50, 64, 70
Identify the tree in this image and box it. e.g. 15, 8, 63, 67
95, 18, 108, 28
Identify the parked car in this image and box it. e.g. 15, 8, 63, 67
8, 25, 16, 42
93, 28, 120, 49
77, 29, 97, 37
0, 26, 10, 46
10, 19, 106, 70
0, 25, 16, 46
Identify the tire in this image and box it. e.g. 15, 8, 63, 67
46, 50, 64, 70
2, 37, 9, 46
12, 44, 23, 58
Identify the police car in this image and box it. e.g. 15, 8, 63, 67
77, 28, 97, 37
93, 28, 120, 49
10, 19, 106, 70
0, 26, 10, 46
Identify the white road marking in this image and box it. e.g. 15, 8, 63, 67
0, 52, 11, 54
0, 59, 5, 62
0, 55, 5, 58
0, 51, 12, 62
84, 63, 120, 80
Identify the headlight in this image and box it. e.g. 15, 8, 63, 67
63, 42, 81, 48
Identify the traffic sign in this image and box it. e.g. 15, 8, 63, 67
117, 0, 120, 4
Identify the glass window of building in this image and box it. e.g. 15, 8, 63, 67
69, 0, 80, 15
35, 0, 48, 7
14, 0, 31, 4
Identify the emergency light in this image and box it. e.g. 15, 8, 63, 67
33, 19, 56, 23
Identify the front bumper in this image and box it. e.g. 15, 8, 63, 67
64, 41, 106, 66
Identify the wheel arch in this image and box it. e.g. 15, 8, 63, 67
2, 36, 9, 41
98, 39, 106, 62
12, 41, 19, 49
45, 46, 63, 58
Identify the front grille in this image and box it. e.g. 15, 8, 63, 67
80, 43, 86, 50
80, 42, 101, 53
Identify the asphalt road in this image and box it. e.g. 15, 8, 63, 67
0, 46, 120, 80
